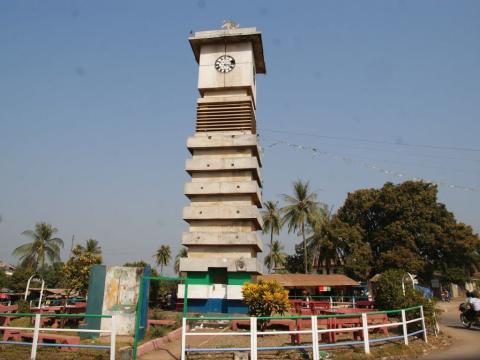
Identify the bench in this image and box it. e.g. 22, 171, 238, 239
147, 319, 176, 333
19, 332, 80, 351
0, 305, 19, 327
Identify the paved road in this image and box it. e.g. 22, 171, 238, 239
424, 300, 480, 360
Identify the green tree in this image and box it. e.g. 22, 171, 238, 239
282, 180, 319, 273
337, 181, 480, 281
62, 245, 102, 296
155, 245, 171, 274
79, 239, 102, 255
0, 268, 7, 289
40, 262, 65, 288
264, 240, 287, 273
261, 201, 283, 273
174, 247, 188, 275
12, 222, 64, 271
5, 266, 34, 292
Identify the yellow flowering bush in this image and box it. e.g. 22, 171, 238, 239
242, 280, 290, 329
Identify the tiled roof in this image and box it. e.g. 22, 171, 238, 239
258, 274, 359, 287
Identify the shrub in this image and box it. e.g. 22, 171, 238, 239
242, 280, 290, 330
373, 269, 438, 330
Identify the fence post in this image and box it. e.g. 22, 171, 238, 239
352, 297, 356, 309
329, 296, 333, 309
361, 313, 370, 354
420, 306, 428, 343
110, 314, 117, 360
30, 313, 41, 360
311, 316, 319, 360
181, 317, 187, 360
250, 317, 257, 360
401, 309, 408, 345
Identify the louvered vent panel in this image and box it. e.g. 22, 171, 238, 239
196, 101, 256, 133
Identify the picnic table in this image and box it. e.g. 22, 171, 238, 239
30, 303, 86, 327
0, 304, 19, 327
4, 330, 80, 351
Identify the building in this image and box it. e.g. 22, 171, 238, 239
0, 261, 16, 277
259, 274, 360, 297
178, 25, 266, 313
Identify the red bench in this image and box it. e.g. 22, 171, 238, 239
19, 332, 80, 351
0, 305, 19, 326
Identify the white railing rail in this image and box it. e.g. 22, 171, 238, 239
181, 306, 427, 360
0, 312, 117, 360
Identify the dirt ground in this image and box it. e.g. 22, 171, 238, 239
423, 299, 480, 360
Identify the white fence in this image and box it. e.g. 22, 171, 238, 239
0, 312, 117, 360
181, 306, 427, 360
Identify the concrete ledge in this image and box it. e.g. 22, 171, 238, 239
185, 157, 262, 185
136, 325, 186, 358
179, 257, 262, 273
183, 205, 263, 229
184, 180, 262, 206
182, 231, 263, 251
187, 133, 262, 166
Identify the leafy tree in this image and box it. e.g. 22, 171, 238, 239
0, 268, 7, 289
79, 239, 102, 255
62, 245, 102, 296
6, 266, 35, 292
174, 247, 188, 275
155, 245, 171, 274
12, 222, 64, 271
285, 245, 313, 274
40, 262, 65, 288
282, 180, 320, 273
264, 240, 287, 273
337, 181, 480, 282
242, 280, 290, 330
261, 201, 283, 273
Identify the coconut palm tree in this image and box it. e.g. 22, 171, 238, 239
281, 180, 319, 273
79, 239, 102, 255
12, 222, 64, 271
264, 240, 286, 273
174, 247, 188, 274
306, 205, 340, 273
155, 245, 171, 274
261, 201, 283, 273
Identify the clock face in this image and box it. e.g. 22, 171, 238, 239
215, 55, 236, 73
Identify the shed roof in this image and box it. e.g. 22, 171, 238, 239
258, 274, 359, 287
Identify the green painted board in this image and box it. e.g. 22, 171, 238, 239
228, 272, 251, 285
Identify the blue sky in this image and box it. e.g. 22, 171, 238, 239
1, 1, 479, 273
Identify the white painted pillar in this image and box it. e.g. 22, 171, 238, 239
420, 306, 428, 343
30, 314, 41, 360
181, 317, 187, 360
110, 314, 117, 360
401, 309, 409, 345
361, 312, 370, 354
311, 316, 319, 360
250, 317, 257, 360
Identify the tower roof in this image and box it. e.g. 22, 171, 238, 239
189, 27, 266, 74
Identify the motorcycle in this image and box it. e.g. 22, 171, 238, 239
459, 302, 480, 329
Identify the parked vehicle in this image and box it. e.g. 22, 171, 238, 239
459, 302, 480, 329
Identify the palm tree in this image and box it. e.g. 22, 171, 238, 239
13, 222, 64, 271
155, 245, 171, 274
261, 201, 283, 273
174, 247, 188, 274
79, 239, 102, 255
264, 240, 286, 273
306, 205, 340, 273
282, 180, 319, 273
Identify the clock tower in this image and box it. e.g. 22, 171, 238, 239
178, 26, 266, 313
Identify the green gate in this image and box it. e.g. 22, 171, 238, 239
132, 275, 189, 359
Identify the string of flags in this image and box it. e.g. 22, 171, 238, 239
259, 137, 480, 193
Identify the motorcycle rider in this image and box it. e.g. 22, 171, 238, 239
466, 291, 480, 322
